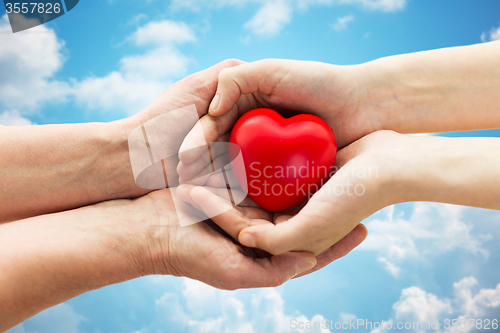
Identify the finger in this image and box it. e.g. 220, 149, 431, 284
176, 184, 204, 211
293, 224, 368, 279
179, 58, 246, 117
203, 170, 259, 207
177, 183, 251, 210
205, 169, 240, 188
237, 197, 336, 255
178, 179, 257, 208
179, 93, 259, 164
238, 172, 365, 255
274, 199, 307, 217
209, 60, 288, 117
178, 152, 231, 184
179, 93, 260, 165
177, 132, 231, 180
226, 251, 317, 289
189, 186, 272, 240
178, 109, 237, 164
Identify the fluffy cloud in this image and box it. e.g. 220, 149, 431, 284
0, 15, 196, 116
340, 0, 406, 12
130, 20, 197, 46
372, 277, 500, 333
481, 23, 500, 42
73, 20, 196, 114
360, 203, 492, 277
138, 278, 330, 333
332, 15, 354, 31
7, 303, 84, 333
0, 110, 34, 126
171, 0, 407, 37
244, 1, 293, 37
0, 15, 69, 112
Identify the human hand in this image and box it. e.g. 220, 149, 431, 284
221, 129, 500, 256
178, 131, 407, 257
175, 59, 379, 200
176, 59, 376, 172
0, 183, 317, 331
117, 59, 245, 192
173, 59, 376, 261
133, 188, 318, 289
176, 179, 368, 278
179, 128, 500, 259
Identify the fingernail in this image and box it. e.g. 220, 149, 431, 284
295, 260, 316, 276
209, 95, 220, 113
239, 233, 256, 248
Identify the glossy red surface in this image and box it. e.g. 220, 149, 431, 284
230, 108, 337, 212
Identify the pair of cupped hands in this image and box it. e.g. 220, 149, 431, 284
126, 59, 409, 289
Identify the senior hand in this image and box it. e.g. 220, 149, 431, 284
177, 131, 398, 258
0, 59, 245, 222
176, 59, 371, 170
0, 183, 318, 331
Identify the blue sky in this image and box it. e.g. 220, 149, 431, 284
2, 0, 500, 332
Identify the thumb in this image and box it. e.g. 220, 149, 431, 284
238, 198, 334, 255
208, 59, 292, 116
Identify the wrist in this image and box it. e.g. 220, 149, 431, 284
381, 134, 480, 206
392, 136, 500, 209
354, 131, 424, 207
352, 58, 404, 133
99, 118, 150, 200
90, 197, 161, 278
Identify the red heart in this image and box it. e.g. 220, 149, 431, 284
229, 108, 337, 212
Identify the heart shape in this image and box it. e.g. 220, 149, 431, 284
229, 108, 337, 212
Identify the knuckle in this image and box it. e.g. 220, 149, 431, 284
211, 115, 225, 135
223, 58, 243, 67
270, 272, 288, 288
218, 67, 233, 82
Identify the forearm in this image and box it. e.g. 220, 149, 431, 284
397, 136, 500, 210
0, 119, 146, 222
0, 198, 152, 331
359, 41, 500, 133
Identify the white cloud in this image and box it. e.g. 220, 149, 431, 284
73, 72, 169, 115
127, 13, 149, 26
244, 1, 293, 37
130, 20, 197, 46
377, 257, 401, 277
0, 15, 70, 112
7, 303, 84, 333
139, 278, 330, 333
0, 110, 34, 126
73, 20, 196, 114
481, 23, 500, 42
171, 0, 406, 38
342, 0, 407, 12
360, 203, 491, 277
339, 312, 357, 322
332, 15, 354, 31
372, 277, 500, 333
0, 15, 196, 116
171, 0, 253, 11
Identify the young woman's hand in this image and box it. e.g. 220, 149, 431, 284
179, 130, 500, 257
